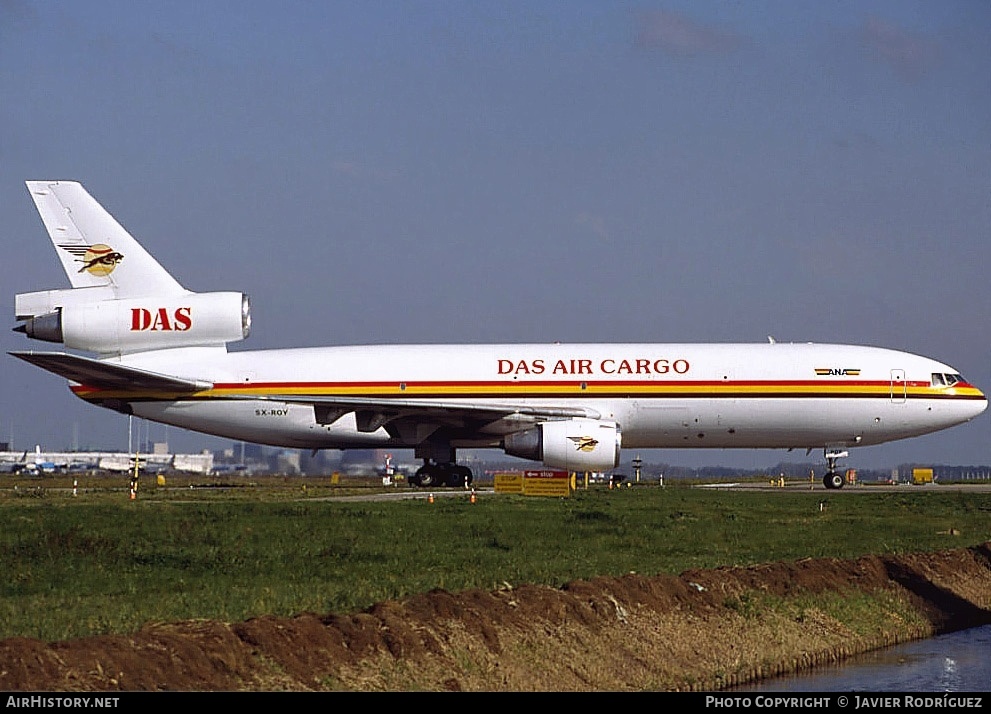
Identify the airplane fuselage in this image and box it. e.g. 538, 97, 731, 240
77, 341, 986, 452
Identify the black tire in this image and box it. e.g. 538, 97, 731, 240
823, 471, 844, 490
444, 465, 473, 488
415, 466, 438, 488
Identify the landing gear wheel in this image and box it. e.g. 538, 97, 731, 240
823, 471, 844, 490
445, 465, 473, 488
414, 465, 439, 488
822, 449, 849, 490
413, 461, 474, 488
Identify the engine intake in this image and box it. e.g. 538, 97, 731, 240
504, 418, 622, 472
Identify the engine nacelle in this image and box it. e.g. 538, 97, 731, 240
16, 291, 251, 355
503, 418, 622, 472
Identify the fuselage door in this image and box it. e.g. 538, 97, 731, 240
890, 369, 907, 403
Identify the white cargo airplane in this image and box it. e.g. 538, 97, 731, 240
11, 181, 987, 489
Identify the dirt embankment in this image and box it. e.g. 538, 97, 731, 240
2, 543, 990, 691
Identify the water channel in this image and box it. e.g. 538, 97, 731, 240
731, 625, 991, 692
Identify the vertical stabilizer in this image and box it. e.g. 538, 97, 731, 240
16, 182, 250, 356
25, 181, 185, 297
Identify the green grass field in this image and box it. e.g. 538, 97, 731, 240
2, 479, 989, 642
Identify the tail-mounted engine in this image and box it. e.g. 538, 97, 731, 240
14, 289, 250, 355
503, 418, 622, 472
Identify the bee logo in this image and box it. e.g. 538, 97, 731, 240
59, 243, 124, 277
568, 435, 599, 452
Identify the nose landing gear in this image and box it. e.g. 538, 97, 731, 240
823, 449, 848, 490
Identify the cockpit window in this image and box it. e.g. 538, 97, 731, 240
932, 373, 963, 387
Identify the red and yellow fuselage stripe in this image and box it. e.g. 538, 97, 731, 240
71, 379, 986, 401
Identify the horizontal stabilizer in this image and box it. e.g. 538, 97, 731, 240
9, 351, 211, 392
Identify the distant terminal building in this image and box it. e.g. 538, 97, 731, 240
0, 449, 213, 475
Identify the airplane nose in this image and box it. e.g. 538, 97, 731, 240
965, 384, 988, 419
975, 389, 988, 415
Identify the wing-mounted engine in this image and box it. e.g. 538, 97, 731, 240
503, 418, 622, 471
14, 290, 250, 355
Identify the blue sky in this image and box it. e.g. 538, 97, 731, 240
1, 1, 989, 470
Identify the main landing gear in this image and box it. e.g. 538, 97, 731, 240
410, 460, 474, 488
823, 449, 848, 490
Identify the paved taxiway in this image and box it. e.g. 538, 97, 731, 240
719, 482, 991, 493
316, 482, 991, 502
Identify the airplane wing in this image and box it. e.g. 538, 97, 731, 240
9, 350, 594, 434
9, 351, 212, 392
225, 393, 599, 435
